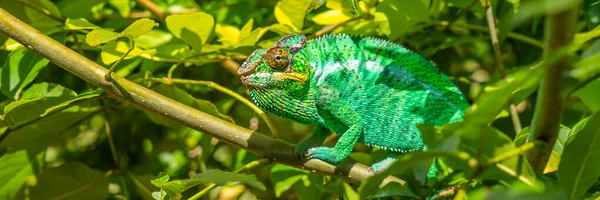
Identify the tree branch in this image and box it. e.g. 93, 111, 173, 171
0, 7, 380, 183
526, 3, 579, 172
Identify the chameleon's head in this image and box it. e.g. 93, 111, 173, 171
238, 35, 311, 92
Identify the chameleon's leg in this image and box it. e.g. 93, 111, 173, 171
295, 125, 329, 159
306, 88, 363, 164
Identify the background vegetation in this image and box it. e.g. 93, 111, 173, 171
0, 0, 599, 199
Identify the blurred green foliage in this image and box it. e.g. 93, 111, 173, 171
0, 0, 599, 199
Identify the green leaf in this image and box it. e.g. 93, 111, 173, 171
166, 12, 215, 53
146, 84, 233, 127
0, 48, 50, 99
152, 169, 265, 196
270, 164, 308, 197
108, 0, 131, 17
41, 89, 103, 117
121, 18, 158, 39
312, 10, 352, 25
0, 150, 44, 200
558, 111, 600, 200
236, 27, 268, 47
575, 25, 600, 49
239, 19, 255, 39
85, 29, 120, 47
573, 79, 600, 112
514, 125, 572, 174
215, 23, 241, 46
136, 30, 173, 49
467, 181, 565, 200
509, 0, 579, 28
152, 190, 167, 200
274, 0, 314, 32
343, 182, 360, 200
371, 181, 417, 199
462, 65, 543, 135
374, 0, 430, 40
57, 0, 102, 19
20, 82, 77, 100
358, 151, 439, 199
127, 174, 159, 200
341, 0, 359, 15
3, 83, 76, 128
295, 174, 323, 200
65, 18, 101, 30
475, 128, 536, 185
0, 106, 99, 154
29, 162, 110, 199
22, 0, 61, 17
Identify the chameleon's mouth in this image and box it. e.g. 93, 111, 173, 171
240, 73, 273, 89
240, 72, 307, 89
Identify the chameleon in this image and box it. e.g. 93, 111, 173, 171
238, 34, 468, 174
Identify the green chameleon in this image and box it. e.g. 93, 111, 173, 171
238, 34, 468, 174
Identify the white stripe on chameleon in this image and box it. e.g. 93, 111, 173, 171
365, 61, 383, 72
316, 62, 343, 84
344, 59, 360, 72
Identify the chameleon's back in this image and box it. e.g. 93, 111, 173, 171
302, 34, 468, 152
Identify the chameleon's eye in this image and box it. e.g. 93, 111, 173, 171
266, 47, 289, 71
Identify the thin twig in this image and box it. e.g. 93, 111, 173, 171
100, 100, 120, 167
70, 30, 85, 55
435, 21, 545, 48
481, 0, 522, 133
308, 17, 363, 39
188, 158, 271, 200
134, 0, 166, 21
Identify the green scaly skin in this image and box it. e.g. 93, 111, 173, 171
238, 34, 468, 174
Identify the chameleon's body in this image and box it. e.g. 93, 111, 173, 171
238, 34, 468, 173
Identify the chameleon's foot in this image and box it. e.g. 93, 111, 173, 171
307, 146, 345, 164
371, 156, 397, 174
295, 141, 314, 160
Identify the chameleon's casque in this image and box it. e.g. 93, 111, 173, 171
239, 34, 468, 173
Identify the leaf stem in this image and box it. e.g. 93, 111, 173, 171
106, 36, 135, 82
188, 158, 271, 200
167, 63, 180, 80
